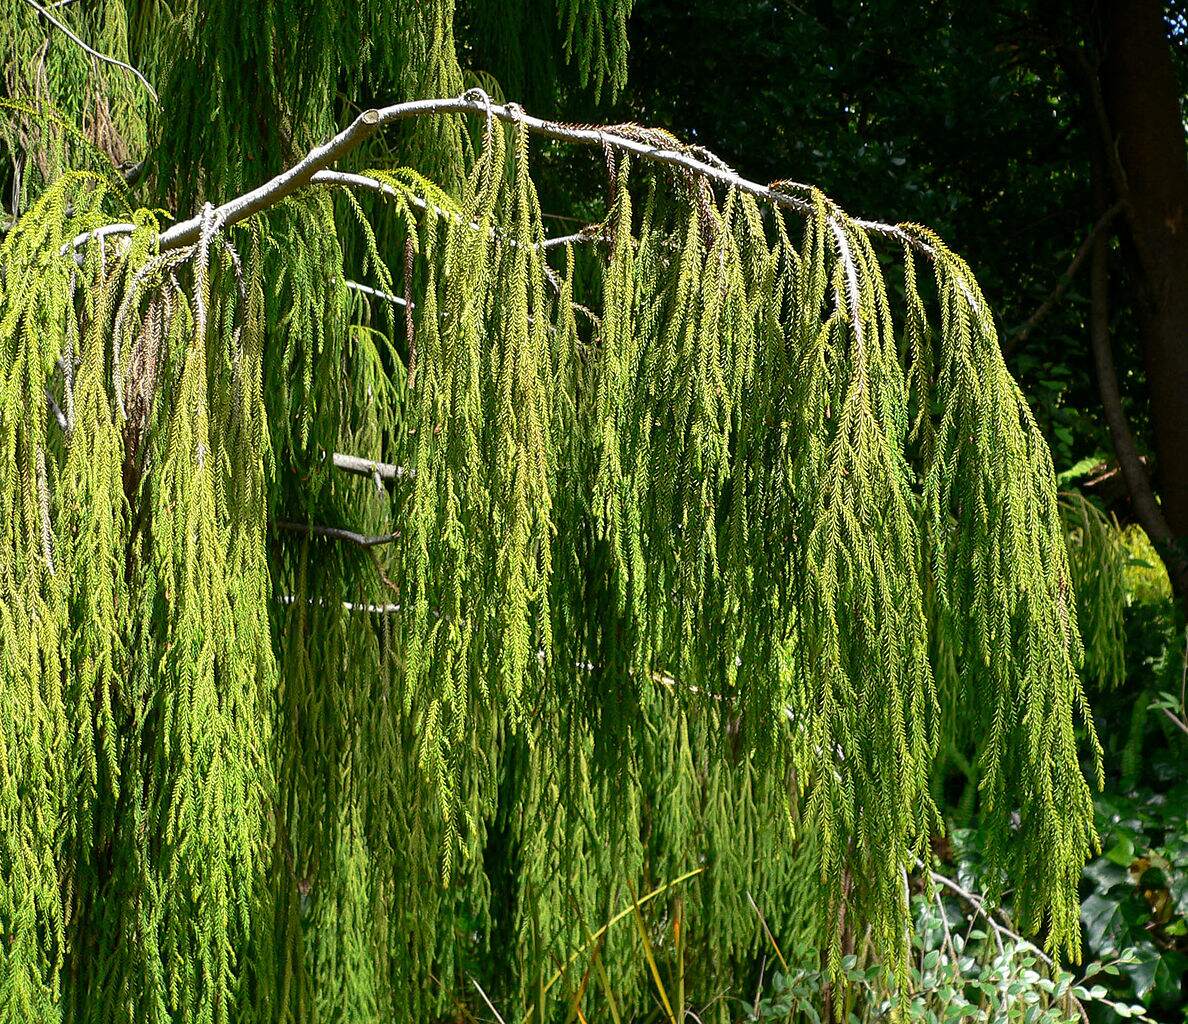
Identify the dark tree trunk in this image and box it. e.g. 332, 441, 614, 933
1086, 148, 1188, 598
1097, 0, 1188, 551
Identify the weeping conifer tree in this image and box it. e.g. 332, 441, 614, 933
0, 2, 1104, 1021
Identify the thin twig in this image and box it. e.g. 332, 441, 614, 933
315, 170, 599, 253
924, 867, 1035, 962
344, 279, 406, 306
1005, 200, 1123, 353
829, 217, 865, 352
277, 594, 401, 614
752, 954, 766, 1021
930, 885, 959, 1023
61, 221, 138, 257
468, 976, 508, 1024
45, 388, 67, 430
1161, 706, 1188, 737
541, 229, 601, 249
23, 0, 158, 102
331, 451, 410, 483
274, 520, 398, 548
932, 886, 958, 964
746, 892, 789, 972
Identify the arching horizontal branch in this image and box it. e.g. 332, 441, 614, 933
64, 91, 935, 265
60, 94, 951, 366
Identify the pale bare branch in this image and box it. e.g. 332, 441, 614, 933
128, 92, 931, 258
331, 451, 409, 483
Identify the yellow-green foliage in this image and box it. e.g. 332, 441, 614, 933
1061, 491, 1128, 690
557, 0, 633, 100
1058, 493, 1173, 692
1121, 523, 1173, 604
0, 4, 1099, 1023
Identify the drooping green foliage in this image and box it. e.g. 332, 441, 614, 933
0, 3, 1101, 1023
1060, 491, 1129, 691
0, 0, 147, 204
150, 0, 467, 208
460, 0, 633, 108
